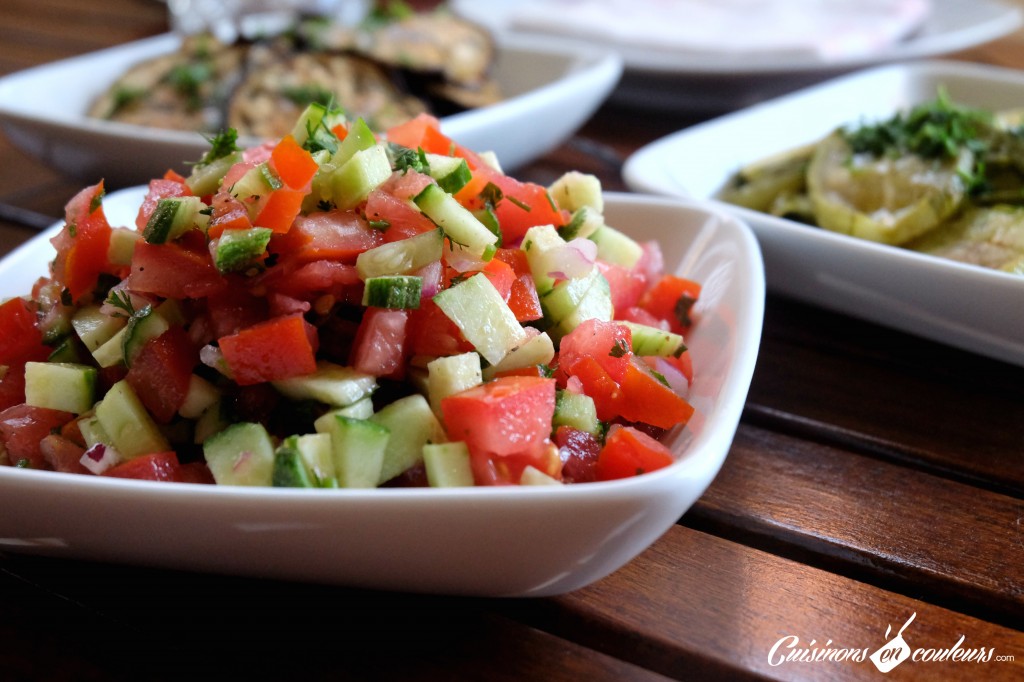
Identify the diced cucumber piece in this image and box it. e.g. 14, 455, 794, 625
520, 224, 567, 294
231, 163, 279, 203
424, 154, 472, 194
553, 389, 601, 436
621, 321, 687, 358
426, 352, 482, 416
187, 151, 244, 197
322, 415, 390, 488
589, 224, 644, 269
272, 438, 318, 488
482, 331, 555, 381
520, 465, 563, 486
272, 361, 377, 407
24, 362, 97, 414
107, 226, 141, 266
414, 183, 498, 257
361, 275, 422, 309
46, 338, 83, 364
326, 143, 392, 211
550, 272, 614, 340
370, 393, 446, 485
312, 396, 375, 433
143, 196, 209, 244
293, 432, 336, 485
92, 327, 127, 368
203, 422, 275, 486
122, 305, 171, 367
178, 374, 221, 419
356, 228, 444, 280
214, 227, 273, 273
78, 413, 111, 449
291, 102, 347, 151
194, 400, 228, 445
540, 268, 602, 326
332, 117, 377, 167
558, 205, 603, 241
549, 171, 604, 213
433, 273, 528, 366
94, 379, 170, 458
423, 441, 475, 487
72, 305, 126, 353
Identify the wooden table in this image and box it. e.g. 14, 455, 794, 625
1, 2, 1022, 680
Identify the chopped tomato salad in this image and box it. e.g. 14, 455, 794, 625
0, 105, 702, 488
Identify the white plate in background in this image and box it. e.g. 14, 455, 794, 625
624, 60, 1024, 367
453, 0, 1022, 111
0, 33, 622, 186
0, 189, 764, 597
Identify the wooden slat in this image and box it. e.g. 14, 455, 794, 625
747, 296, 1024, 495
511, 526, 1024, 681
689, 424, 1024, 626
0, 552, 672, 682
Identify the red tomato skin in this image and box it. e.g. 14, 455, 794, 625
129, 241, 228, 300
407, 300, 473, 357
639, 274, 702, 334
0, 405, 74, 470
51, 182, 114, 303
595, 425, 675, 481
0, 298, 46, 365
219, 314, 319, 385
441, 376, 556, 457
469, 443, 561, 486
39, 434, 90, 475
103, 451, 181, 482
270, 210, 384, 264
617, 359, 695, 430
126, 326, 198, 423
385, 114, 453, 155
558, 318, 632, 384
350, 308, 409, 380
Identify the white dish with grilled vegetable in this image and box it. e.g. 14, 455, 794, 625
624, 60, 1024, 367
0, 32, 621, 186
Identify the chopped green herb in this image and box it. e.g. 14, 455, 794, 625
197, 129, 240, 166
106, 290, 136, 317
609, 339, 629, 358
369, 219, 391, 231
389, 143, 430, 174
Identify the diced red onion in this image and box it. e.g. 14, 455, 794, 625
415, 260, 444, 299
653, 357, 690, 398
79, 443, 122, 475
546, 238, 597, 280
200, 344, 233, 378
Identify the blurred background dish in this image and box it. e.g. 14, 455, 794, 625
453, 0, 1023, 112
622, 60, 1024, 367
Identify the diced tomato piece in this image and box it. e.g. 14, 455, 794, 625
561, 357, 623, 422
457, 169, 567, 246
39, 434, 90, 475
0, 361, 30, 412
135, 176, 192, 231
207, 191, 253, 239
639, 274, 702, 333
599, 261, 648, 313
350, 308, 409, 380
219, 313, 318, 385
558, 318, 632, 384
554, 426, 601, 483
595, 425, 675, 481
468, 442, 561, 486
407, 300, 473, 357
50, 182, 113, 303
261, 260, 360, 300
493, 248, 542, 321
617, 359, 695, 429
126, 326, 198, 423
270, 210, 384, 264
441, 376, 556, 457
269, 134, 319, 190
254, 188, 306, 233
177, 461, 216, 484
0, 298, 46, 365
385, 114, 453, 155
203, 285, 270, 340
364, 188, 436, 243
480, 257, 515, 299
103, 451, 181, 482
129, 240, 227, 299
0, 404, 74, 470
